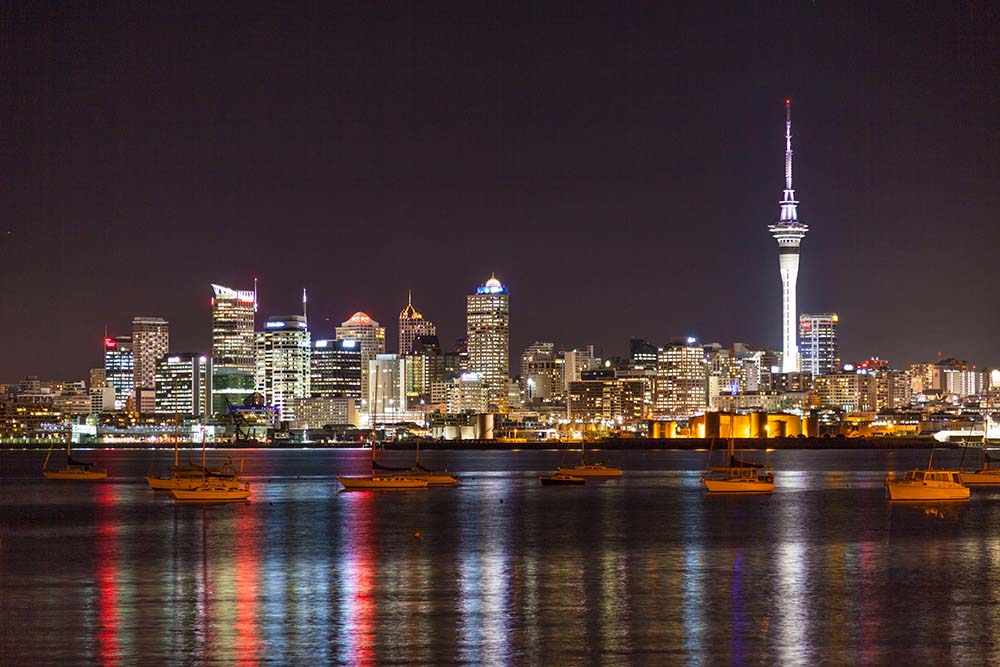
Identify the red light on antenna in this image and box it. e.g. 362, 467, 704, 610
785, 98, 790, 104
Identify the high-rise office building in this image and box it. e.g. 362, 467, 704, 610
336, 312, 386, 402
521, 341, 561, 401
629, 338, 659, 370
104, 336, 134, 410
563, 346, 598, 386
155, 353, 211, 417
211, 283, 257, 414
466, 274, 510, 409
406, 335, 444, 403
311, 338, 362, 399
799, 313, 839, 376
132, 317, 169, 397
654, 337, 707, 419
768, 100, 809, 373
368, 354, 407, 421
255, 315, 310, 422
398, 292, 436, 355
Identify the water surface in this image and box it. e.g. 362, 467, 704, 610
2, 448, 998, 665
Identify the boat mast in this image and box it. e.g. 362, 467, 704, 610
371, 367, 379, 470
173, 412, 180, 467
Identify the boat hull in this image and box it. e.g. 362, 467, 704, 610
374, 471, 458, 485
959, 471, 1000, 486
171, 485, 252, 502
556, 465, 622, 478
702, 478, 774, 493
540, 474, 586, 485
43, 469, 107, 481
338, 475, 429, 490
885, 481, 970, 501
146, 475, 242, 491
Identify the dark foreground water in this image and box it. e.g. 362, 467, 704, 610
2, 448, 1000, 666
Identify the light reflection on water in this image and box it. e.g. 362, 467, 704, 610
3, 448, 1000, 664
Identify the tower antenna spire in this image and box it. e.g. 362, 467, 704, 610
302, 288, 308, 324
785, 99, 793, 191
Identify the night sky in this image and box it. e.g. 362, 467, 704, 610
2, 2, 997, 381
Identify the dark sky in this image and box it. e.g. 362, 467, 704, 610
2, 1, 997, 380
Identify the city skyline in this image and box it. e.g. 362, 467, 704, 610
2, 3, 997, 379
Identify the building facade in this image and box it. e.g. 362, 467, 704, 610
466, 274, 510, 410
132, 317, 169, 397
211, 283, 257, 414
654, 338, 707, 419
521, 341, 561, 401
311, 338, 362, 399
255, 315, 311, 423
104, 335, 134, 410
799, 313, 839, 376
155, 353, 210, 417
398, 293, 436, 355
336, 312, 386, 402
368, 355, 407, 422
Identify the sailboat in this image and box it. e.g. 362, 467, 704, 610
557, 439, 621, 478
956, 420, 1000, 486
885, 448, 969, 501
43, 424, 107, 481
147, 417, 242, 491
701, 436, 774, 493
338, 371, 428, 490
170, 424, 251, 502
959, 449, 1000, 486
373, 441, 458, 485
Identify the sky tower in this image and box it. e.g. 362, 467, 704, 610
768, 99, 809, 373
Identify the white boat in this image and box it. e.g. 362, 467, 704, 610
886, 447, 970, 501
170, 422, 254, 502
556, 439, 622, 478
42, 426, 106, 481
338, 372, 430, 491
557, 463, 622, 478
886, 469, 969, 501
338, 474, 429, 490
171, 482, 252, 502
957, 439, 1000, 486
701, 437, 774, 494
372, 442, 459, 485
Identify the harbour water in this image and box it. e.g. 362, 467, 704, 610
2, 448, 999, 665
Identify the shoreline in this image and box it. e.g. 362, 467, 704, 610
1, 436, 954, 451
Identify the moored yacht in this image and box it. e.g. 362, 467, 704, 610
171, 482, 252, 502
43, 428, 107, 481
885, 469, 969, 501
701, 437, 774, 494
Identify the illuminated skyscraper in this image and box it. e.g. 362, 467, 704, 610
103, 335, 134, 410
211, 282, 257, 413
768, 100, 809, 373
155, 353, 210, 417
654, 337, 706, 419
311, 338, 362, 399
799, 313, 839, 376
255, 314, 311, 422
132, 317, 169, 394
466, 274, 509, 409
398, 291, 436, 355
336, 312, 386, 401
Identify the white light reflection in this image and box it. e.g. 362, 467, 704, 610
776, 541, 807, 665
